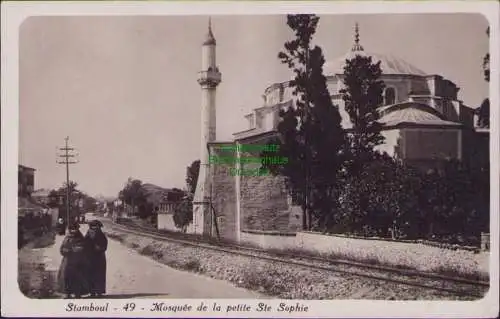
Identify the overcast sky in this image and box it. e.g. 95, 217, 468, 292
19, 13, 489, 198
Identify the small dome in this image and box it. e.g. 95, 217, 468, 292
324, 50, 427, 76
379, 102, 461, 127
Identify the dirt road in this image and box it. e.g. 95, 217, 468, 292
41, 222, 263, 299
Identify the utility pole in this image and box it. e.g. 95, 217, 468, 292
57, 136, 78, 231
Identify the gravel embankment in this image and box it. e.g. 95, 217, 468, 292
103, 227, 488, 300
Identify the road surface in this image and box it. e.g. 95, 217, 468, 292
41, 219, 263, 299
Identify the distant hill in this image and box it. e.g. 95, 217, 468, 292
141, 183, 185, 203
94, 194, 117, 203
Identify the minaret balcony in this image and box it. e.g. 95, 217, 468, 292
197, 70, 222, 87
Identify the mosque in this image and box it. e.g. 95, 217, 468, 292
184, 21, 489, 244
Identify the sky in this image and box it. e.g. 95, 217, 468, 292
19, 13, 489, 198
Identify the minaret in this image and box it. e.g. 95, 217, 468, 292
192, 18, 221, 235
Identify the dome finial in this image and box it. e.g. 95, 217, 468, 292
203, 16, 216, 46
351, 22, 364, 52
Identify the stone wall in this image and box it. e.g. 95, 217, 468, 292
238, 139, 291, 232
209, 143, 238, 241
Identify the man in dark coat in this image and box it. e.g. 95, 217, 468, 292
84, 220, 108, 297
57, 223, 90, 298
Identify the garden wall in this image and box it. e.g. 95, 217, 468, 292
157, 213, 177, 232
240, 230, 297, 250
237, 230, 489, 276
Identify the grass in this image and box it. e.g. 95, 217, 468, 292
18, 231, 58, 299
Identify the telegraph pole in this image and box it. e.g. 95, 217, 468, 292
57, 136, 78, 231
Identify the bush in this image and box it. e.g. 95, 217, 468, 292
173, 196, 193, 232
337, 154, 489, 243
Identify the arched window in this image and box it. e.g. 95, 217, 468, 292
385, 87, 396, 105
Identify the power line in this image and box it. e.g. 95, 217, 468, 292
56, 136, 79, 231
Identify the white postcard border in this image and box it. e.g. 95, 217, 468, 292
1, 1, 499, 318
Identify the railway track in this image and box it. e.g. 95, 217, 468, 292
100, 218, 489, 299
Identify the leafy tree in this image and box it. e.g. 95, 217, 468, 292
59, 181, 78, 194
338, 153, 422, 238
477, 27, 490, 128
171, 161, 199, 231
47, 189, 60, 208
340, 49, 385, 174
173, 193, 193, 232
185, 160, 200, 195
483, 26, 490, 83
264, 14, 346, 231
118, 178, 144, 216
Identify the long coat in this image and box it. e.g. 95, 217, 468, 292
57, 231, 90, 296
84, 229, 108, 295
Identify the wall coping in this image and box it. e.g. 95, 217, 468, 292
241, 229, 297, 237
299, 231, 418, 243
298, 231, 480, 252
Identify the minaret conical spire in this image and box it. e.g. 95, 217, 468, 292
351, 22, 364, 52
203, 16, 216, 46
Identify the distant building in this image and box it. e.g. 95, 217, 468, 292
18, 165, 35, 197
157, 200, 179, 231
31, 188, 52, 205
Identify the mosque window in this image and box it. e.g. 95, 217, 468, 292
385, 87, 396, 105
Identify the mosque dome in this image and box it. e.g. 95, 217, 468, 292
324, 23, 427, 76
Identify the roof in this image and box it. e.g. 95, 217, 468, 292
18, 164, 36, 171
324, 50, 427, 76
379, 102, 463, 128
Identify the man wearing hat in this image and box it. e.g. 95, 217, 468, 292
84, 220, 108, 297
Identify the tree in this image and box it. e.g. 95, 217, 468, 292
339, 153, 422, 238
118, 178, 144, 216
173, 194, 193, 232
60, 181, 78, 193
477, 26, 490, 128
340, 47, 386, 175
47, 189, 60, 208
265, 14, 346, 231
483, 26, 490, 83
185, 160, 200, 195
171, 161, 199, 231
